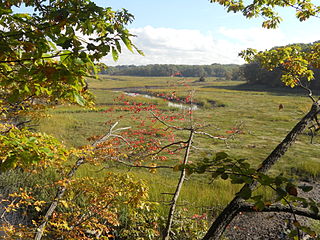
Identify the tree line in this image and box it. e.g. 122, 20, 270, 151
102, 64, 241, 80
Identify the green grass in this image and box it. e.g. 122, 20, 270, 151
37, 75, 320, 215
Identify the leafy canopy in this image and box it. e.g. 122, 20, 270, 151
0, 0, 140, 121
210, 0, 320, 29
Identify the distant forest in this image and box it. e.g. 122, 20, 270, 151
102, 42, 320, 90
101, 64, 241, 80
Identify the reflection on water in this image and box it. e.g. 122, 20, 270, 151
124, 92, 199, 110
168, 102, 198, 110
125, 92, 156, 99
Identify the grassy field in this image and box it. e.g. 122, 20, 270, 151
38, 75, 320, 216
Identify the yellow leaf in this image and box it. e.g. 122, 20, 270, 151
60, 200, 69, 208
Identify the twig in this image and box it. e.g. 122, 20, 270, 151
150, 111, 189, 131
117, 159, 173, 169
194, 131, 227, 140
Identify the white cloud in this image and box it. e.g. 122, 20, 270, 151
102, 25, 313, 66
218, 27, 286, 50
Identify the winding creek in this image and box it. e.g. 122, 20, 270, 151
123, 91, 199, 110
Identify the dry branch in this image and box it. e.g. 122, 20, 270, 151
239, 203, 320, 221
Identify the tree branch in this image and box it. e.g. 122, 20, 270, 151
194, 131, 227, 140
239, 202, 320, 221
0, 52, 69, 63
163, 130, 194, 240
116, 159, 173, 169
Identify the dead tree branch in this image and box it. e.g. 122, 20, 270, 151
239, 203, 320, 221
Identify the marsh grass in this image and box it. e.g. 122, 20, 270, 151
38, 76, 320, 215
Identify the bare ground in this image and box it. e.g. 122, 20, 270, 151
224, 181, 320, 240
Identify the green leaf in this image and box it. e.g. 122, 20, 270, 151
310, 205, 319, 215
112, 47, 119, 61
237, 186, 251, 200
254, 201, 265, 211
275, 187, 287, 200
211, 172, 220, 179
230, 176, 245, 184
221, 173, 228, 180
121, 35, 134, 53
196, 164, 207, 174
298, 185, 313, 192
215, 152, 228, 161
115, 40, 122, 53
73, 92, 86, 106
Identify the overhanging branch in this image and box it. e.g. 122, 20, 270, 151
239, 202, 320, 221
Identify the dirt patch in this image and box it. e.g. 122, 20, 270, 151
224, 181, 320, 239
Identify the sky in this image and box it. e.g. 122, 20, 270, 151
14, 0, 320, 66
92, 0, 320, 66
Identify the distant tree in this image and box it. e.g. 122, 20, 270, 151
198, 76, 206, 82
103, 64, 240, 78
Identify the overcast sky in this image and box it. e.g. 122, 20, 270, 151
93, 0, 320, 66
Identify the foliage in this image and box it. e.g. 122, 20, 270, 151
205, 1, 320, 236
169, 210, 208, 240
0, 123, 69, 171
0, 171, 161, 240
0, 0, 139, 121
188, 152, 320, 238
44, 173, 158, 240
0, 1, 156, 239
210, 0, 320, 28
115, 202, 161, 240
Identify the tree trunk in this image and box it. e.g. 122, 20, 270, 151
34, 157, 85, 240
163, 130, 194, 240
202, 100, 320, 240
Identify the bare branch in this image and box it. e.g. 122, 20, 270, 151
163, 130, 194, 240
150, 111, 189, 131
239, 203, 320, 221
194, 131, 227, 140
297, 80, 315, 103
92, 122, 130, 147
116, 159, 173, 169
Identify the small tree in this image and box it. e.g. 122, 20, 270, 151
198, 76, 206, 82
